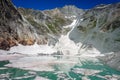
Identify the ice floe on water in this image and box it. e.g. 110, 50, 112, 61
5, 56, 79, 72
0, 73, 11, 79
5, 56, 56, 71
34, 76, 50, 80
0, 67, 8, 70
13, 75, 34, 80
72, 68, 102, 76
0, 54, 25, 61
3, 55, 99, 73
96, 74, 120, 80
0, 55, 120, 80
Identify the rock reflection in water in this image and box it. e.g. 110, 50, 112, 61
0, 55, 120, 80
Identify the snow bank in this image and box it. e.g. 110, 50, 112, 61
0, 43, 57, 55
55, 35, 80, 55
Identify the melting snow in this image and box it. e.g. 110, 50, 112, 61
55, 18, 101, 56
0, 43, 57, 55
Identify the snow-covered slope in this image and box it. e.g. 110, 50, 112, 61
54, 17, 101, 56
54, 19, 79, 55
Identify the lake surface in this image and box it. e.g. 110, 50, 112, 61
0, 55, 120, 80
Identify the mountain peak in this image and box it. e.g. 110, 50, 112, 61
59, 5, 84, 17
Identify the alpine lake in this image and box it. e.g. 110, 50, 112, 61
0, 55, 120, 80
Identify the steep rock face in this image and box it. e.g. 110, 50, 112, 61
18, 6, 84, 45
17, 8, 73, 46
0, 0, 38, 50
18, 8, 71, 35
69, 2, 120, 53
69, 3, 120, 71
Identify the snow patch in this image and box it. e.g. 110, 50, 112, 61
0, 43, 57, 55
65, 15, 76, 19
55, 35, 80, 55
35, 76, 50, 80
63, 19, 77, 28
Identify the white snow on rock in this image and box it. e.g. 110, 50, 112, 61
55, 18, 101, 56
63, 19, 77, 28
65, 15, 76, 19
55, 19, 80, 55
0, 18, 102, 57
55, 34, 79, 55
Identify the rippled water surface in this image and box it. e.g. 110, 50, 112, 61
0, 55, 120, 80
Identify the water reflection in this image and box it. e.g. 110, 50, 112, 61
0, 55, 120, 80
6, 55, 78, 72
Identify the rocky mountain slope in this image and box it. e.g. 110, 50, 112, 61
0, 0, 37, 50
69, 2, 120, 53
69, 2, 120, 70
0, 0, 83, 50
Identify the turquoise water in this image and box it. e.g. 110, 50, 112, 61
0, 55, 120, 80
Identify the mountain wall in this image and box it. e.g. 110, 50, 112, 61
69, 3, 120, 70
0, 0, 83, 50
69, 3, 120, 53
